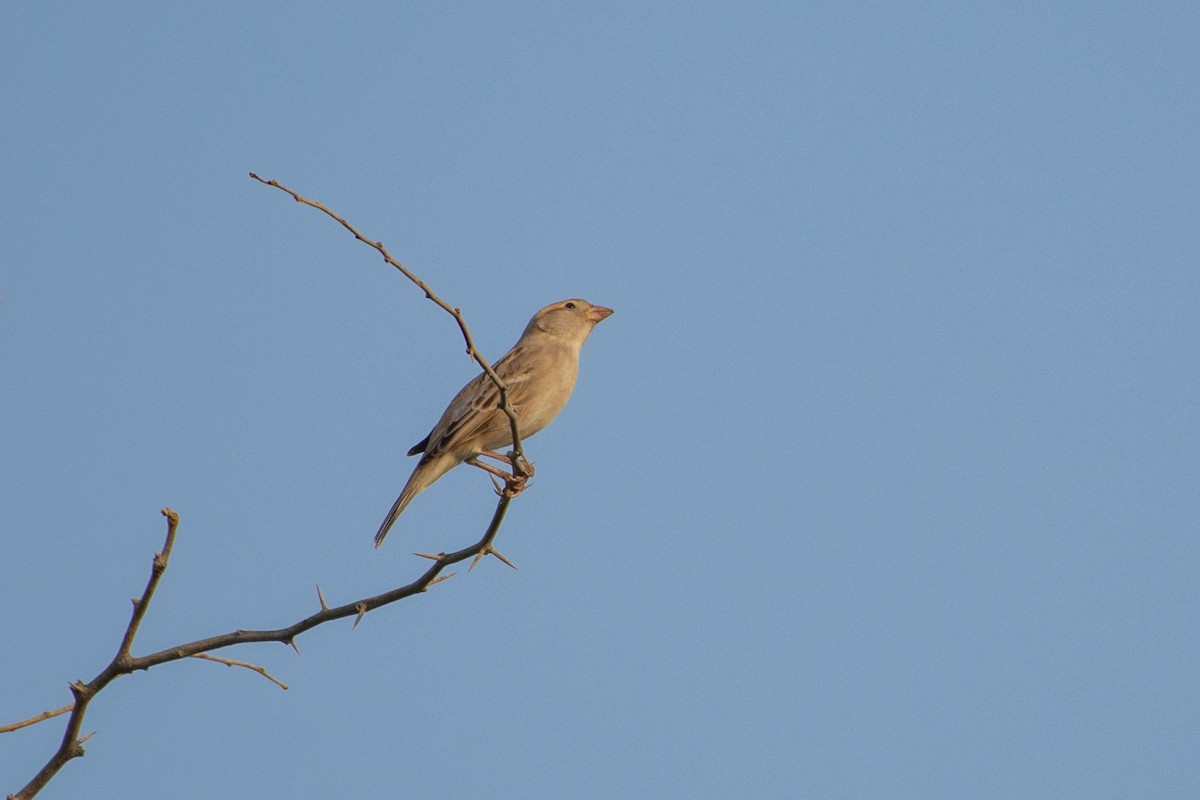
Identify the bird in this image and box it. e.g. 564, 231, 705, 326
374, 298, 613, 547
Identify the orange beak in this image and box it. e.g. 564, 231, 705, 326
587, 305, 614, 323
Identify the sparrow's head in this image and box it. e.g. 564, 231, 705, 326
523, 299, 613, 345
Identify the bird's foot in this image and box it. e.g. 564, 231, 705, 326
477, 449, 535, 479
466, 455, 513, 482
468, 452, 533, 498
501, 472, 529, 499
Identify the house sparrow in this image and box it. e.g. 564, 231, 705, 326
374, 299, 613, 547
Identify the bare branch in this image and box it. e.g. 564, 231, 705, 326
247, 172, 528, 474
9, 508, 180, 800
116, 508, 179, 658
8, 491, 517, 799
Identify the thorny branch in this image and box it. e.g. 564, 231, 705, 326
8, 497, 517, 799
5, 177, 532, 799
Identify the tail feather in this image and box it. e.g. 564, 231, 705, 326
373, 486, 418, 548
374, 454, 457, 548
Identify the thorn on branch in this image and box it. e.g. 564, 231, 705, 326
352, 602, 368, 630
489, 548, 518, 570
425, 572, 456, 589
469, 545, 517, 573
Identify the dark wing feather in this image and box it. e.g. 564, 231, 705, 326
406, 433, 430, 457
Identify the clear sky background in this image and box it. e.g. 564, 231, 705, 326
2, 3, 1198, 798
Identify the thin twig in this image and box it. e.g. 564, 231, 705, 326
0, 705, 73, 734
190, 654, 289, 691
247, 172, 528, 474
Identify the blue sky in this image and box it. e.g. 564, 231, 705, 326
3, 2, 1198, 798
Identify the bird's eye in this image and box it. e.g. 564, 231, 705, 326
565, 302, 577, 309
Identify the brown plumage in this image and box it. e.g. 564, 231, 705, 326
374, 299, 613, 547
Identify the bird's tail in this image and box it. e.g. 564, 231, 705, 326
374, 454, 456, 548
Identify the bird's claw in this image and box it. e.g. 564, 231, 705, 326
469, 452, 533, 498
501, 472, 529, 499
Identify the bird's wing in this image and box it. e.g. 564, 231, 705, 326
421, 344, 545, 459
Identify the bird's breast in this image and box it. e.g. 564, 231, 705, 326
515, 356, 578, 437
